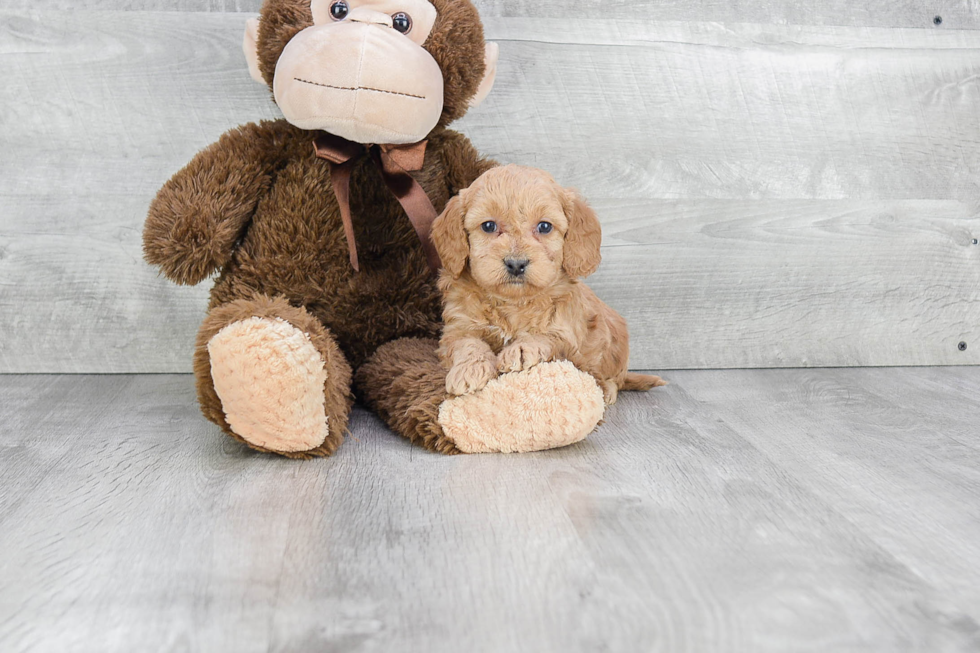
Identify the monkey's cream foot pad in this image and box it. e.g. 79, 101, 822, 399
208, 317, 329, 453
438, 360, 605, 453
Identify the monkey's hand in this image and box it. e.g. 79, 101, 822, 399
143, 122, 290, 285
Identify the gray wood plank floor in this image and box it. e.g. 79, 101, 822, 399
1, 368, 978, 652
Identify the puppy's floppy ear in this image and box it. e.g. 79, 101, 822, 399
562, 189, 602, 278
432, 194, 469, 278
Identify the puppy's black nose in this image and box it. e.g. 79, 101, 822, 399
504, 257, 530, 277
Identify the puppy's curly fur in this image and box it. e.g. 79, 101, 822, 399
431, 165, 667, 404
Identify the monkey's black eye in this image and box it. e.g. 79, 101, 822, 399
481, 221, 498, 234
392, 12, 412, 34
536, 221, 553, 234
330, 1, 349, 20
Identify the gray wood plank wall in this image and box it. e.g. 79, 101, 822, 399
5, 1, 979, 29
1, 4, 978, 373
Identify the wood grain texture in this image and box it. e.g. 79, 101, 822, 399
0, 11, 275, 373
2, 11, 980, 371
475, 1, 980, 29
1, 1, 265, 11
676, 367, 980, 616
1, 369, 979, 652
592, 199, 980, 368
463, 19, 980, 201
5, 1, 979, 30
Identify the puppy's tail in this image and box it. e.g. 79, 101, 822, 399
622, 372, 668, 392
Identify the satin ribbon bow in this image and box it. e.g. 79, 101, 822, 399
314, 132, 442, 273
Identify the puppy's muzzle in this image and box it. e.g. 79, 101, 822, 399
504, 257, 530, 278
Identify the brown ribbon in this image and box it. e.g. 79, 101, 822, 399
314, 132, 441, 273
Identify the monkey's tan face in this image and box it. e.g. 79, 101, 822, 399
274, 0, 444, 144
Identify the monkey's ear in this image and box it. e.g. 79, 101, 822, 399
432, 194, 469, 278
243, 17, 266, 84
562, 189, 602, 279
468, 42, 499, 109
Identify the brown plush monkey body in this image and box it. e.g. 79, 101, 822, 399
185, 122, 489, 366
144, 0, 606, 457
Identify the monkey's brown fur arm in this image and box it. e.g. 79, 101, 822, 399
437, 129, 498, 196
143, 121, 296, 285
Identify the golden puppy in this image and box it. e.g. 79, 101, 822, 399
432, 164, 666, 404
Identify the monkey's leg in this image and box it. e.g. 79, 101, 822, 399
196, 295, 352, 459
356, 338, 605, 454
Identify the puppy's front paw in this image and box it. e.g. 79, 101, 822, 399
446, 359, 498, 395
497, 341, 550, 373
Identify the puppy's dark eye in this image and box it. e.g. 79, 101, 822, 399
330, 1, 349, 20
536, 221, 553, 234
481, 221, 498, 234
392, 12, 412, 33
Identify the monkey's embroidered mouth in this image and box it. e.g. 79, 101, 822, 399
294, 77, 426, 100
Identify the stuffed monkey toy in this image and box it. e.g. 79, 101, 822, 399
143, 0, 605, 457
